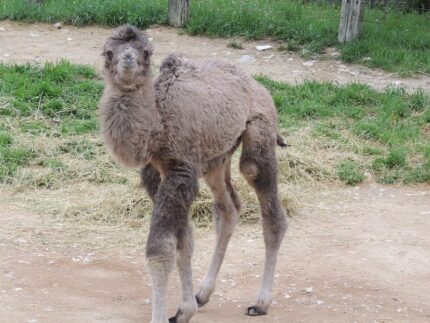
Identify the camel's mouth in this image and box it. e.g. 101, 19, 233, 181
120, 56, 137, 70
121, 61, 135, 70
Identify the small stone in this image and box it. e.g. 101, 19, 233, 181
67, 37, 73, 41
316, 300, 324, 305
305, 287, 314, 294
256, 45, 272, 51
284, 293, 291, 299
53, 22, 62, 29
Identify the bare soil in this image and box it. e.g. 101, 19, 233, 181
0, 20, 429, 92
1, 184, 429, 322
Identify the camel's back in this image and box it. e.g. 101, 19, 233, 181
154, 55, 276, 162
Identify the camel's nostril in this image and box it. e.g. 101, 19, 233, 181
124, 53, 133, 60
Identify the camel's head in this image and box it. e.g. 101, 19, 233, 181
103, 25, 153, 90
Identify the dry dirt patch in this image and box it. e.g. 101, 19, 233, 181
1, 184, 430, 322
0, 20, 429, 92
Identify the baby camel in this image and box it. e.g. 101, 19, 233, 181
100, 25, 287, 323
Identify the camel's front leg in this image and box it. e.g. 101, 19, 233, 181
146, 165, 198, 323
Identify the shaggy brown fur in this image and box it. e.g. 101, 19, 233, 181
100, 25, 287, 323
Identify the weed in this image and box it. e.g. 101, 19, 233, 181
0, 146, 35, 180
227, 40, 244, 50
0, 131, 12, 147
336, 160, 365, 185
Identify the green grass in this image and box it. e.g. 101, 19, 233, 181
1, 62, 429, 188
0, 0, 429, 74
257, 76, 430, 185
0, 61, 104, 182
336, 160, 365, 186
0, 0, 167, 27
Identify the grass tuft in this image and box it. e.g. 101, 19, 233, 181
336, 159, 365, 185
227, 40, 244, 50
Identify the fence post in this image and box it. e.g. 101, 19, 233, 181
168, 0, 190, 27
338, 0, 364, 43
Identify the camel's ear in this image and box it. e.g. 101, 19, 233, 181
143, 50, 150, 65
142, 42, 153, 65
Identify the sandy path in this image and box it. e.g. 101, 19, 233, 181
0, 20, 429, 92
1, 184, 430, 322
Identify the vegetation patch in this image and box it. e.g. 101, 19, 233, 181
336, 160, 365, 186
0, 62, 428, 227
0, 0, 429, 74
257, 76, 430, 185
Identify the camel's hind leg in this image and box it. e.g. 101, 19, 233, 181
196, 157, 241, 307
239, 118, 287, 316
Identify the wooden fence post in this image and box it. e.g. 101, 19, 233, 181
338, 0, 364, 43
168, 0, 190, 27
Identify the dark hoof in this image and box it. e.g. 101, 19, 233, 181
246, 306, 267, 316
195, 295, 208, 308
169, 309, 182, 323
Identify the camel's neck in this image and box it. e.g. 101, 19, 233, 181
101, 77, 163, 168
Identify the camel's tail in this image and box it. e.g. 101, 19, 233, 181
277, 134, 289, 148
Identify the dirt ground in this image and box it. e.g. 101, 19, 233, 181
0, 20, 429, 92
1, 20, 430, 323
1, 184, 429, 322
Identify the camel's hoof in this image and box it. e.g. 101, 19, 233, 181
195, 295, 209, 308
246, 306, 267, 316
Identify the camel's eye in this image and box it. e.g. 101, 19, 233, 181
106, 50, 113, 61
143, 50, 149, 64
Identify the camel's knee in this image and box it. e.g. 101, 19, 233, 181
146, 232, 176, 269
176, 225, 193, 258
239, 159, 259, 183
